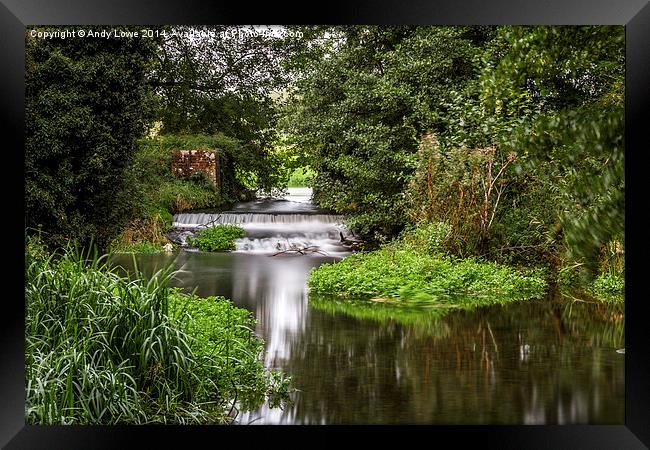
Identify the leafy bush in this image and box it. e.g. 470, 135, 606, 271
592, 273, 624, 294
187, 225, 246, 252
557, 264, 584, 287
25, 237, 289, 424
109, 213, 172, 254
282, 27, 487, 242
398, 222, 452, 255
168, 292, 291, 410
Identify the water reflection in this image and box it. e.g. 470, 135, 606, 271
112, 252, 624, 425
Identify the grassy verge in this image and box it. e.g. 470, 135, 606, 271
25, 237, 290, 424
308, 223, 547, 310
110, 241, 167, 254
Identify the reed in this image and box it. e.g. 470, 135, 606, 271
25, 237, 289, 424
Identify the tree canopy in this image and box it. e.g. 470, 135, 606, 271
25, 27, 159, 249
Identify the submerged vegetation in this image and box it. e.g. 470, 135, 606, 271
187, 225, 246, 252
25, 237, 289, 424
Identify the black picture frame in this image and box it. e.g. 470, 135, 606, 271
2, 1, 648, 448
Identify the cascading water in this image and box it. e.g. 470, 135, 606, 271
171, 188, 353, 257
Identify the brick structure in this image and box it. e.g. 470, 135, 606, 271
171, 149, 220, 190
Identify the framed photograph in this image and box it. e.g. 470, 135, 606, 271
3, 0, 648, 447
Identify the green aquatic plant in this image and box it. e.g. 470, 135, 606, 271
308, 224, 547, 309
187, 224, 246, 252
309, 248, 546, 303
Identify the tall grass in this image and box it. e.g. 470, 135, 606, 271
25, 237, 289, 424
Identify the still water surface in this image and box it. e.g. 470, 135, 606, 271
112, 188, 624, 425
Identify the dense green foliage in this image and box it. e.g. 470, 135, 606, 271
25, 27, 159, 250
25, 25, 624, 274
130, 134, 228, 214
151, 26, 288, 135
287, 167, 315, 187
187, 225, 246, 252
483, 26, 625, 274
282, 26, 491, 239
109, 134, 226, 252
25, 238, 289, 424
168, 291, 290, 410
283, 25, 624, 280
590, 273, 625, 302
151, 26, 292, 195
308, 224, 547, 306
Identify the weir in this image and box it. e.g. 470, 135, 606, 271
172, 212, 344, 227
171, 188, 351, 256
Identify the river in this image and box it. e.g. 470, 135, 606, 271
111, 188, 624, 425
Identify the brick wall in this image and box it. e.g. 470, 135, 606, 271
171, 150, 220, 189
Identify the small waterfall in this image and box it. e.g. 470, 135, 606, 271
172, 191, 351, 256
172, 213, 344, 228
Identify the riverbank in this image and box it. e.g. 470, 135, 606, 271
109, 134, 245, 254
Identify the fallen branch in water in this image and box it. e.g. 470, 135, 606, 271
271, 244, 328, 257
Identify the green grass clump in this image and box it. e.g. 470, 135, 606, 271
25, 237, 289, 425
187, 225, 246, 252
308, 224, 547, 309
556, 263, 624, 304
589, 272, 624, 304
592, 272, 624, 295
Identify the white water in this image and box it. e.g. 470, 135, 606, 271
172, 188, 351, 256
173, 213, 344, 228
